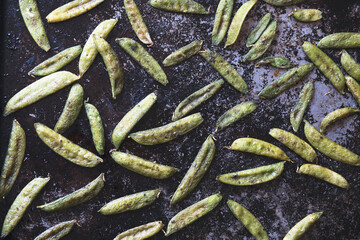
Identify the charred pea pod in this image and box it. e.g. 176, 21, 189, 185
113, 221, 164, 240
246, 13, 271, 48
317, 32, 360, 49
34, 220, 77, 240
283, 212, 323, 240
320, 107, 360, 133
212, 0, 234, 46
255, 56, 291, 69
84, 102, 105, 155
289, 9, 322, 22
341, 50, 360, 81
263, 0, 304, 6
148, 0, 209, 14
163, 40, 203, 67
346, 75, 360, 106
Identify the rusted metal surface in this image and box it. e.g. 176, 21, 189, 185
1, 0, 360, 239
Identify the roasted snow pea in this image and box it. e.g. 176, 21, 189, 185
34, 220, 77, 240
148, 0, 209, 14
171, 135, 215, 205
304, 120, 360, 166
200, 50, 247, 93
320, 107, 360, 133
341, 50, 360, 81
246, 13, 271, 48
173, 79, 224, 121
166, 193, 222, 236
290, 79, 314, 132
302, 41, 345, 94
297, 164, 349, 189
93, 35, 124, 99
1, 177, 50, 238
163, 40, 203, 67
117, 38, 168, 86
216, 101, 257, 131
99, 189, 161, 215
34, 123, 103, 167
263, 0, 304, 6
112, 92, 157, 148
129, 112, 203, 145
346, 75, 360, 105
225, 0, 257, 48
114, 221, 164, 240
54, 83, 84, 134
111, 151, 179, 179
85, 102, 105, 155
79, 19, 118, 76
255, 56, 291, 69
283, 212, 322, 240
3, 71, 80, 116
19, 0, 50, 52
124, 0, 153, 46
0, 120, 26, 199
37, 173, 105, 212
217, 161, 285, 186
243, 20, 277, 62
46, 0, 104, 22
29, 45, 82, 77
227, 200, 269, 240
269, 128, 317, 163
212, 0, 234, 46
317, 32, 360, 49
258, 63, 314, 99
229, 138, 292, 162
290, 9, 322, 22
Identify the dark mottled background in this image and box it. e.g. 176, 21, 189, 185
1, 0, 360, 239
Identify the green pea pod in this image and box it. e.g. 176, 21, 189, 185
302, 41, 345, 94
346, 75, 360, 106
258, 63, 314, 99
37, 173, 105, 212
304, 120, 360, 166
166, 193, 222, 236
341, 50, 360, 81
173, 79, 224, 121
111, 151, 179, 179
99, 189, 161, 215
0, 120, 26, 199
19, 0, 50, 51
212, 0, 234, 46
29, 45, 82, 76
263, 0, 304, 6
217, 162, 285, 186
34, 220, 77, 240
129, 112, 203, 145
1, 177, 50, 238
3, 71, 80, 116
243, 20, 277, 62
320, 107, 360, 133
54, 83, 84, 134
317, 32, 360, 49
283, 212, 323, 240
246, 13, 271, 48
290, 9, 322, 22
216, 101, 257, 131
255, 56, 291, 69
163, 40, 203, 67
200, 50, 248, 93
93, 35, 124, 99
227, 200, 269, 240
148, 0, 209, 14
171, 135, 215, 205
117, 38, 168, 86
114, 221, 164, 240
290, 80, 314, 132
85, 102, 105, 155
225, 0, 257, 48
35, 123, 103, 167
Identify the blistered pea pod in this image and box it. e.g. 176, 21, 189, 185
148, 0, 209, 14
320, 107, 360, 133
263, 0, 304, 6
113, 221, 164, 240
283, 212, 323, 240
163, 40, 203, 67
212, 0, 234, 46
255, 56, 291, 69
85, 102, 105, 155
318, 32, 360, 49
341, 50, 360, 81
34, 220, 77, 240
289, 9, 322, 22
246, 13, 271, 48
346, 75, 360, 105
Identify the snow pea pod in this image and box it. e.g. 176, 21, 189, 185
148, 0, 209, 14
3, 71, 80, 116
346, 75, 360, 105
225, 0, 257, 48
290, 9, 322, 22
317, 32, 360, 49
166, 193, 222, 236
304, 120, 360, 166
258, 63, 314, 99
1, 177, 50, 238
46, 0, 104, 22
163, 40, 203, 67
283, 212, 322, 240
227, 200, 269, 240
29, 45, 82, 76
217, 162, 285, 186
54, 83, 84, 134
200, 50, 248, 93
34, 220, 77, 240
263, 0, 304, 6
320, 107, 360, 133
173, 79, 224, 121
117, 38, 168, 86
129, 112, 203, 145
35, 123, 103, 167
297, 164, 349, 189
171, 135, 215, 205
212, 0, 234, 46
256, 56, 291, 69
114, 221, 164, 240
19, 0, 50, 51
246, 13, 271, 48
111, 151, 179, 179
341, 50, 360, 81
0, 120, 26, 199
37, 173, 105, 212
99, 189, 161, 215
302, 41, 345, 94
85, 102, 105, 155
112, 92, 157, 148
